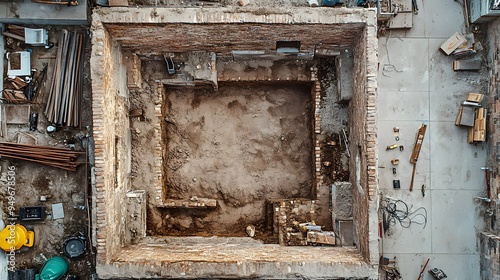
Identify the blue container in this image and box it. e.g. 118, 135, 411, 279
322, 0, 340, 6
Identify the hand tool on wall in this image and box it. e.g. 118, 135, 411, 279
163, 53, 176, 75
481, 166, 491, 200
341, 128, 350, 158
410, 124, 427, 191
412, 0, 419, 14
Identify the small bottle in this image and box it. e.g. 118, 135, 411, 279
29, 113, 38, 131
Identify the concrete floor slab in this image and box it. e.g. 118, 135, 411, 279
378, 121, 431, 191
429, 122, 487, 190
378, 37, 429, 92
378, 0, 486, 278
431, 190, 486, 254
378, 91, 429, 121
99, 243, 375, 279
381, 190, 432, 254
428, 38, 484, 95
429, 90, 466, 122
423, 0, 466, 38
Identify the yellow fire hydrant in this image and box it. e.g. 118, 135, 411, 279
0, 224, 34, 251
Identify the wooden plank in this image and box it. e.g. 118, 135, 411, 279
453, 57, 482, 71
467, 93, 484, 103
468, 127, 474, 143
459, 106, 475, 127
410, 124, 427, 191
4, 104, 30, 124
455, 105, 463, 126
410, 124, 427, 164
2, 31, 24, 41
108, 0, 128, 6
473, 107, 486, 142
440, 32, 467, 55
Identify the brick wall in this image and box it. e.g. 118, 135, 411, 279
481, 232, 500, 280
482, 16, 500, 280
488, 18, 500, 211
92, 6, 379, 277
348, 22, 379, 263
91, 17, 132, 264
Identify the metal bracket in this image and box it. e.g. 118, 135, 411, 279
163, 53, 175, 75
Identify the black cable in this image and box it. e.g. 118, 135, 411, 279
380, 198, 427, 231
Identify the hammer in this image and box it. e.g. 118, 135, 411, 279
481, 166, 491, 200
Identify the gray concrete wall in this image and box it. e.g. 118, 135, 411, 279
0, 0, 89, 25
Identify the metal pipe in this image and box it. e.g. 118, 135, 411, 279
0, 24, 5, 137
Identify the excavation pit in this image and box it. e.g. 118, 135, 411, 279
91, 7, 379, 279
159, 82, 314, 240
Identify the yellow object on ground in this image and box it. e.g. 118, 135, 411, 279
0, 224, 34, 251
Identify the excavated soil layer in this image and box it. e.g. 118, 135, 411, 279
153, 83, 314, 240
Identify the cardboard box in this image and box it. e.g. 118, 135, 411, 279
441, 33, 467, 55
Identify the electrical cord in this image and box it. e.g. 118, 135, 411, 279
382, 31, 404, 77
380, 197, 428, 231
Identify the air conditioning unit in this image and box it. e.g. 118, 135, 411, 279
24, 28, 48, 46
470, 0, 500, 23
492, 0, 500, 10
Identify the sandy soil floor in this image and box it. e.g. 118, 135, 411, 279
152, 83, 313, 238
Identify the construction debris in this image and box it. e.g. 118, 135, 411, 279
306, 231, 336, 245
4, 104, 31, 124
440, 32, 467, 55
453, 57, 482, 71
238, 0, 250, 6
2, 25, 25, 42
471, 107, 486, 143
45, 30, 85, 127
455, 93, 486, 143
7, 51, 31, 77
380, 256, 401, 280
441, 32, 484, 72
108, 0, 128, 6
0, 142, 83, 171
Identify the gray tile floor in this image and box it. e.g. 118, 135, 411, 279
378, 0, 488, 279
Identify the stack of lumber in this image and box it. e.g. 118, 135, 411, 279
455, 93, 486, 143
0, 142, 82, 171
470, 107, 486, 143
44, 30, 84, 128
2, 25, 25, 42
2, 77, 29, 103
